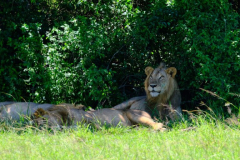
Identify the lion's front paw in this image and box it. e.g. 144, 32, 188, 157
153, 123, 166, 132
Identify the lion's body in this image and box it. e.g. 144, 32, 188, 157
0, 102, 66, 121
0, 102, 15, 106
114, 63, 182, 121
34, 104, 165, 131
114, 96, 148, 111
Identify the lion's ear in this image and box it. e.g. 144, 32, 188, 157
145, 67, 154, 76
75, 104, 86, 110
34, 108, 46, 118
166, 67, 177, 78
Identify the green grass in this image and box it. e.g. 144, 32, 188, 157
0, 120, 239, 160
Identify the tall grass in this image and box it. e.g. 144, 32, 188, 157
0, 89, 239, 159
0, 116, 239, 160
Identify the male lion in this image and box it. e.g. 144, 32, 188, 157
33, 103, 166, 131
114, 63, 182, 121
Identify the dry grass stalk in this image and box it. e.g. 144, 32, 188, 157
199, 88, 223, 100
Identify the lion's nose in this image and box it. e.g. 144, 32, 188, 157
150, 84, 157, 88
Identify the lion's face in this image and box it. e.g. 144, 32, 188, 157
145, 65, 177, 98
33, 108, 63, 126
147, 68, 170, 97
35, 114, 62, 126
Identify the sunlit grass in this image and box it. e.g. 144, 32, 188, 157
0, 117, 239, 160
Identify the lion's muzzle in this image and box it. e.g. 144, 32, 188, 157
148, 85, 161, 97
150, 91, 160, 97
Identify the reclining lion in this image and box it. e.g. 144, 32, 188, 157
0, 102, 54, 121
33, 104, 166, 131
114, 63, 182, 121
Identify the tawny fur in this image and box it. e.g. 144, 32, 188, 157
114, 62, 182, 121
0, 102, 53, 121
33, 104, 165, 131
0, 102, 82, 121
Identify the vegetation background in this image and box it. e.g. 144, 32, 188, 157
1, 1, 240, 159
1, 0, 239, 113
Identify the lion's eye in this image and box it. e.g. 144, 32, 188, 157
159, 76, 164, 80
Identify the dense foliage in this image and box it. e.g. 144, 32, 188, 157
0, 0, 239, 111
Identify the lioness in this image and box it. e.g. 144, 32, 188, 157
114, 63, 182, 121
0, 102, 54, 121
33, 104, 166, 131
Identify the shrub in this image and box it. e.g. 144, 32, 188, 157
0, 0, 239, 112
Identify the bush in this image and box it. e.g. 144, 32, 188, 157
0, 0, 239, 112
173, 0, 240, 109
